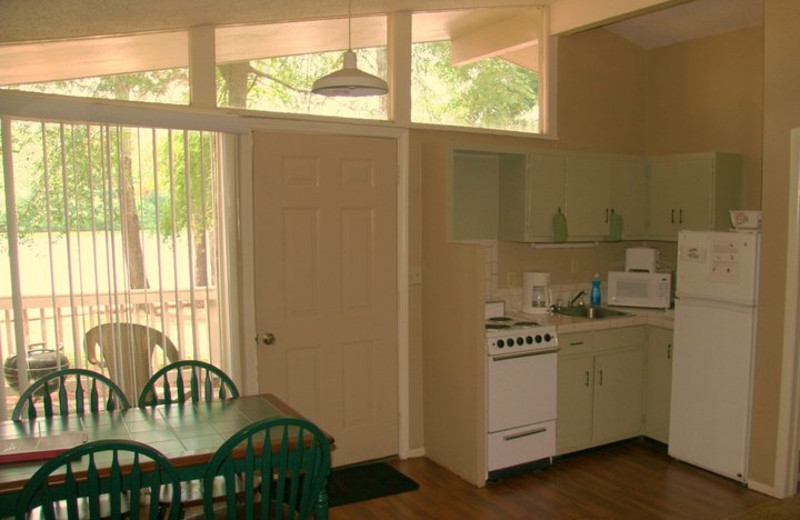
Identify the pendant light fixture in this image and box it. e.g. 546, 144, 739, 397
311, 0, 388, 97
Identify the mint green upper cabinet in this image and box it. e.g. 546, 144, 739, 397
610, 156, 648, 239
498, 152, 566, 242
564, 154, 647, 241
449, 148, 527, 241
647, 153, 742, 240
451, 150, 500, 241
564, 156, 611, 240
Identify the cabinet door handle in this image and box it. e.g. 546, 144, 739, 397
670, 209, 675, 224
679, 209, 684, 224
570, 341, 584, 346
598, 369, 604, 386
605, 208, 609, 223
667, 343, 672, 360
584, 371, 590, 387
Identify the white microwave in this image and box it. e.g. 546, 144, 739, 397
607, 271, 672, 309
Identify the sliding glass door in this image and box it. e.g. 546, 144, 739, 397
0, 117, 234, 413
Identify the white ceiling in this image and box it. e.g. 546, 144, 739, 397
604, 0, 763, 49
0, 0, 554, 44
0, 0, 762, 50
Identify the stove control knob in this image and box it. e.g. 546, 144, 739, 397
497, 339, 505, 348
534, 334, 542, 343
544, 333, 552, 342
516, 337, 524, 346
526, 336, 533, 344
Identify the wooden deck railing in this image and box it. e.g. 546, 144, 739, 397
0, 289, 220, 409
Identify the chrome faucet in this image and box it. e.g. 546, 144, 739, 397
568, 290, 586, 307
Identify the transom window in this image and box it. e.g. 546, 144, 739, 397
0, 7, 548, 134
411, 8, 544, 133
215, 16, 389, 119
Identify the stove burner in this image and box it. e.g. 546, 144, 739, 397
514, 321, 538, 327
485, 323, 510, 330
487, 316, 513, 322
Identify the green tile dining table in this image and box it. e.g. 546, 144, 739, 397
0, 393, 334, 515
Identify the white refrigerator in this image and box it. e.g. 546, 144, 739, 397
669, 230, 760, 483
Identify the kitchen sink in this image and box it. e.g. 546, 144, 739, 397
553, 306, 632, 320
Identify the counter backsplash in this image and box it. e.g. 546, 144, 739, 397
483, 241, 595, 313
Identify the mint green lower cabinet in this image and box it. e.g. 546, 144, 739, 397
644, 326, 674, 444
557, 353, 594, 453
592, 347, 645, 445
557, 327, 646, 455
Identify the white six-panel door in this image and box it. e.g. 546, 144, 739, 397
252, 131, 398, 466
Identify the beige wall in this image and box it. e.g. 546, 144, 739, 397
646, 27, 764, 208
556, 28, 647, 154
749, 0, 800, 489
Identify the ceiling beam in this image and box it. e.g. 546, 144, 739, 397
0, 0, 548, 44
0, 32, 188, 86
499, 45, 539, 71
450, 12, 540, 66
549, 0, 691, 35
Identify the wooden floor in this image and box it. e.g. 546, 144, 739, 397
329, 439, 776, 520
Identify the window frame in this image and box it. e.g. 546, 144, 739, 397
0, 8, 554, 137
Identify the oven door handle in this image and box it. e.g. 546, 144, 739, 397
491, 348, 559, 361
503, 426, 548, 441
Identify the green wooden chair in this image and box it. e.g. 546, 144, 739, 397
200, 417, 332, 520
138, 360, 239, 511
12, 368, 130, 422
138, 360, 239, 407
13, 439, 182, 520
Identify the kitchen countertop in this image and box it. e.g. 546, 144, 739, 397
513, 307, 674, 334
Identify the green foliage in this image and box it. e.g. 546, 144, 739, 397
9, 69, 189, 104
217, 48, 388, 119
13, 122, 120, 235
156, 131, 216, 241
411, 41, 540, 132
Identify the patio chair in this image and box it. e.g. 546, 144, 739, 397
84, 323, 179, 404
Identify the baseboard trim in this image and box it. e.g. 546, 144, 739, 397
748, 478, 781, 498
403, 448, 426, 459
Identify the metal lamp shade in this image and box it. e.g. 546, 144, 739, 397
311, 50, 388, 97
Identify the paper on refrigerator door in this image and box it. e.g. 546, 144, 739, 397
676, 230, 759, 305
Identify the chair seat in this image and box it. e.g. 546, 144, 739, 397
18, 494, 148, 520
160, 475, 259, 509
184, 500, 291, 520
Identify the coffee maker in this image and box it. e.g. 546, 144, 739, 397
522, 271, 552, 314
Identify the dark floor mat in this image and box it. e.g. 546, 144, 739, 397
327, 462, 419, 507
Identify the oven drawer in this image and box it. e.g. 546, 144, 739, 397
487, 420, 556, 471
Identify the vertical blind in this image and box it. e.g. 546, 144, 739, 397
0, 116, 230, 416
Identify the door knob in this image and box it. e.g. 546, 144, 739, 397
259, 332, 276, 345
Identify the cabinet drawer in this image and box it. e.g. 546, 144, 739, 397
560, 332, 593, 353
595, 326, 646, 350
487, 420, 556, 471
